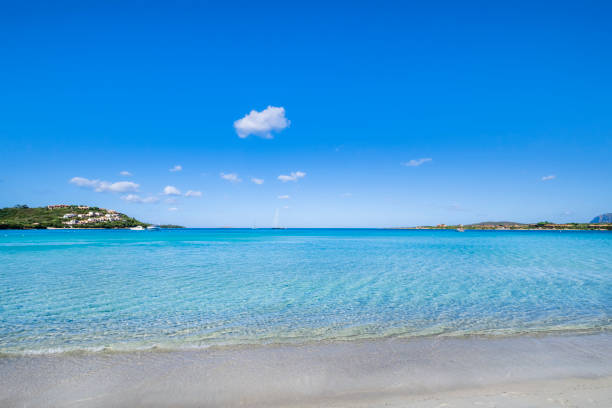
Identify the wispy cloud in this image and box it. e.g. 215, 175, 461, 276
541, 175, 556, 181
341, 192, 352, 197
121, 194, 159, 203
163, 185, 181, 195
69, 177, 139, 193
168, 207, 178, 211
70, 177, 99, 188
251, 177, 264, 185
169, 165, 182, 172
445, 203, 470, 212
97, 181, 139, 193
184, 190, 202, 197
402, 158, 432, 167
119, 170, 132, 176
278, 171, 306, 182
220, 172, 241, 183
234, 106, 290, 139
277, 195, 290, 199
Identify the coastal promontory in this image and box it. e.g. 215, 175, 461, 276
0, 205, 148, 229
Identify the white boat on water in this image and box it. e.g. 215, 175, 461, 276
147, 225, 161, 231
130, 226, 145, 231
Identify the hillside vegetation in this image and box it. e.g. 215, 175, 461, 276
0, 205, 148, 229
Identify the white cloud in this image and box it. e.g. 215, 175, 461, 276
97, 181, 140, 193
542, 175, 556, 181
168, 207, 178, 211
70, 177, 99, 188
234, 106, 290, 139
277, 195, 290, 199
220, 172, 241, 183
169, 165, 182, 172
69, 177, 139, 193
402, 158, 432, 167
278, 171, 306, 182
163, 185, 182, 195
121, 194, 159, 203
251, 177, 264, 185
184, 190, 202, 197
165, 197, 178, 204
121, 194, 140, 202
119, 171, 132, 176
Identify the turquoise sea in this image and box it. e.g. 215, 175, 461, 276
1, 229, 610, 355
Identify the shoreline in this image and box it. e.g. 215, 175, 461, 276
1, 226, 610, 231
1, 326, 610, 357
2, 333, 611, 407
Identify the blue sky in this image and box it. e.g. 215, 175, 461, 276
1, 1, 611, 227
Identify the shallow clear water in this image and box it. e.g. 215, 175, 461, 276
0, 229, 610, 354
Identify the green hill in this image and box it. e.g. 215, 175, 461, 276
0, 205, 149, 229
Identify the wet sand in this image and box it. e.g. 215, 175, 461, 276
1, 333, 611, 407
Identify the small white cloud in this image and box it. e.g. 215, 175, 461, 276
278, 171, 306, 182
163, 185, 182, 195
402, 158, 432, 167
121, 194, 140, 202
283, 205, 290, 209
97, 181, 139, 193
277, 195, 290, 199
140, 196, 159, 204
165, 197, 178, 204
251, 177, 264, 185
234, 106, 290, 139
184, 190, 202, 197
542, 175, 556, 181
69, 177, 139, 193
220, 172, 242, 183
119, 171, 132, 176
169, 165, 182, 172
70, 177, 100, 188
168, 207, 178, 211
121, 194, 159, 203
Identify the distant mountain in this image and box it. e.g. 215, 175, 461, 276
590, 213, 612, 223
467, 221, 526, 226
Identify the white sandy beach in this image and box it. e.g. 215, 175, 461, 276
1, 333, 611, 407
300, 377, 612, 408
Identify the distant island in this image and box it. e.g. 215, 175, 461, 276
591, 213, 612, 224
395, 217, 612, 231
0, 205, 184, 229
